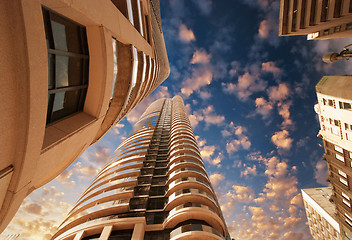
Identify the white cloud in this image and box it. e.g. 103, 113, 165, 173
267, 83, 290, 102
314, 161, 329, 186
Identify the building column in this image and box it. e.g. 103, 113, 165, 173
73, 230, 85, 240
131, 223, 145, 240
99, 225, 113, 240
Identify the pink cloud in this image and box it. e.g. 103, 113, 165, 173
258, 20, 269, 39
267, 83, 290, 102
314, 161, 330, 186
222, 72, 267, 101
181, 68, 212, 97
190, 49, 211, 64
179, 24, 196, 42
262, 61, 281, 77
255, 97, 273, 119
271, 130, 293, 150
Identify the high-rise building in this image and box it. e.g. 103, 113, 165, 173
50, 96, 230, 240
279, 0, 352, 40
302, 187, 342, 240
314, 76, 352, 239
0, 0, 169, 233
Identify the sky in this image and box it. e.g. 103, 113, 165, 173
3, 0, 352, 239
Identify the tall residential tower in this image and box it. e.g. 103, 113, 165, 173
0, 0, 169, 233
51, 96, 230, 240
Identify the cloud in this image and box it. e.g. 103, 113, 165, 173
188, 105, 225, 128
209, 173, 225, 186
241, 165, 257, 177
198, 90, 211, 100
277, 102, 293, 129
271, 130, 293, 150
227, 185, 255, 203
190, 49, 211, 64
23, 203, 43, 215
255, 97, 273, 119
314, 161, 329, 186
222, 122, 251, 154
267, 83, 290, 102
191, 0, 212, 15
181, 68, 213, 97
261, 61, 282, 77
258, 20, 269, 39
222, 72, 267, 101
179, 24, 196, 42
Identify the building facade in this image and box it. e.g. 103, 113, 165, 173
302, 187, 342, 240
279, 0, 352, 40
51, 96, 230, 240
314, 76, 352, 239
0, 0, 169, 233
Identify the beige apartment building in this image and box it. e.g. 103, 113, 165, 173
302, 187, 342, 240
314, 76, 352, 239
279, 0, 352, 39
50, 96, 230, 240
0, 0, 169, 233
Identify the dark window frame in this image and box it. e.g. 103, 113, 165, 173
42, 7, 89, 125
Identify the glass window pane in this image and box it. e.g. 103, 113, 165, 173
51, 90, 81, 122
48, 54, 54, 89
51, 20, 68, 51
56, 55, 69, 88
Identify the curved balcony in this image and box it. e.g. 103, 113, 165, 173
170, 223, 225, 240
169, 147, 201, 160
169, 133, 196, 146
66, 189, 133, 226
95, 162, 143, 182
116, 138, 151, 153
97, 156, 145, 178
168, 152, 203, 166
170, 129, 195, 141
169, 136, 198, 149
90, 167, 141, 189
169, 139, 198, 151
168, 167, 209, 184
84, 170, 139, 195
79, 176, 137, 203
171, 125, 193, 135
167, 176, 213, 197
57, 198, 130, 237
73, 183, 136, 213
165, 188, 219, 213
169, 159, 205, 174
165, 203, 225, 236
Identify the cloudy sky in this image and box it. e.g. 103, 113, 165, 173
3, 0, 352, 239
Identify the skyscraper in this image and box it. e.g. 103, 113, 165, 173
51, 96, 230, 240
0, 0, 169, 233
279, 0, 352, 40
302, 187, 342, 240
314, 76, 352, 239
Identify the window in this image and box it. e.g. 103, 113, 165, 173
335, 145, 344, 154
340, 177, 348, 186
342, 192, 350, 200
336, 153, 345, 162
347, 132, 352, 141
334, 26, 341, 32
339, 101, 352, 110
345, 123, 352, 131
43, 8, 89, 125
339, 169, 348, 178
324, 29, 330, 35
347, 23, 352, 30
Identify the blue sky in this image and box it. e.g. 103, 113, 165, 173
3, 0, 352, 239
